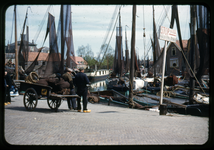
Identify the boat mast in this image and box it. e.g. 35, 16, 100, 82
143, 6, 146, 74
189, 5, 196, 104
118, 9, 122, 77
128, 5, 136, 108
14, 5, 18, 80
153, 5, 157, 84
60, 5, 64, 75
125, 25, 129, 73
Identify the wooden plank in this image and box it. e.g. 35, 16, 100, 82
50, 94, 80, 98
136, 93, 186, 108
111, 89, 128, 100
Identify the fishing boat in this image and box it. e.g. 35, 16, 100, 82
105, 7, 145, 91
89, 89, 157, 108
85, 69, 110, 82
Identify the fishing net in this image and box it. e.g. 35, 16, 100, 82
150, 19, 162, 75
57, 5, 75, 74
42, 13, 61, 77
114, 26, 124, 76
195, 5, 210, 80
24, 5, 75, 78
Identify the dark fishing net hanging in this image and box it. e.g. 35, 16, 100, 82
57, 5, 75, 74
25, 47, 43, 75
114, 26, 123, 76
18, 27, 29, 70
43, 13, 61, 77
195, 5, 210, 80
65, 6, 75, 69
17, 9, 30, 71
150, 19, 162, 74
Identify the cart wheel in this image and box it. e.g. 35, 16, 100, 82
47, 98, 61, 111
23, 88, 38, 111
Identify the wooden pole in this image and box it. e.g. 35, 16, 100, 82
60, 5, 64, 75
153, 5, 157, 85
189, 5, 196, 104
128, 5, 136, 108
159, 40, 167, 105
14, 5, 18, 80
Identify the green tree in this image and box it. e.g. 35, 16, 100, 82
77, 45, 86, 57
99, 44, 114, 69
76, 44, 95, 68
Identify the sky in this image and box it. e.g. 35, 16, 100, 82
5, 5, 190, 60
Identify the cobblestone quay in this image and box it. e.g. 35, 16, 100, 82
4, 95, 209, 145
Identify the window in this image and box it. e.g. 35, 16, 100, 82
171, 47, 176, 56
42, 61, 46, 65
30, 46, 34, 52
170, 58, 179, 68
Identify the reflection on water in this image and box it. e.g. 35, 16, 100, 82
89, 80, 107, 92
89, 79, 129, 96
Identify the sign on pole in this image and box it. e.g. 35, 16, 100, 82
158, 26, 177, 115
158, 26, 177, 43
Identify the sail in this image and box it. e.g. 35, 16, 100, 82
18, 11, 29, 70
114, 26, 123, 76
43, 13, 61, 77
57, 5, 75, 73
195, 5, 210, 80
150, 18, 162, 74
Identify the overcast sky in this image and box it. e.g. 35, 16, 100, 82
5, 5, 190, 60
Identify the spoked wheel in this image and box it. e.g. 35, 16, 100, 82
47, 98, 61, 111
23, 88, 38, 111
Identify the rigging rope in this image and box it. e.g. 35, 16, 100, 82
144, 5, 171, 59
98, 5, 122, 67
180, 45, 207, 96
33, 5, 51, 44
163, 5, 171, 24
97, 5, 120, 62
9, 11, 15, 45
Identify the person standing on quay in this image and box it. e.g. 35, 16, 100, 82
74, 67, 90, 113
4, 70, 12, 105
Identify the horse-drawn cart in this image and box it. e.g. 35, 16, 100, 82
20, 82, 80, 111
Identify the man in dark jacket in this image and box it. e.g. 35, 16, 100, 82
4, 70, 12, 105
62, 68, 77, 110
74, 67, 90, 113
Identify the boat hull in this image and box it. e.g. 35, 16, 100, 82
88, 74, 109, 82
85, 69, 110, 82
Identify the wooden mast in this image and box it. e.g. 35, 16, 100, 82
153, 5, 157, 85
125, 25, 129, 73
189, 5, 196, 104
118, 9, 121, 77
14, 5, 18, 80
60, 5, 64, 75
128, 5, 136, 108
143, 5, 146, 74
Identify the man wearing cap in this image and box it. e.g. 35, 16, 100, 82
74, 67, 90, 113
62, 68, 77, 110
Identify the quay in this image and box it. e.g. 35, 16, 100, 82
4, 95, 209, 145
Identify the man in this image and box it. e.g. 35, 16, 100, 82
4, 70, 12, 105
62, 68, 77, 110
74, 67, 90, 113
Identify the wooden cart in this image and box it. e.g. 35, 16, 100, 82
20, 82, 80, 111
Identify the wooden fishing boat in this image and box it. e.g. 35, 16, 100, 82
89, 89, 157, 108
85, 69, 110, 82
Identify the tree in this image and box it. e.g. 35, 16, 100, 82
98, 44, 114, 69
77, 45, 85, 57
76, 44, 95, 68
